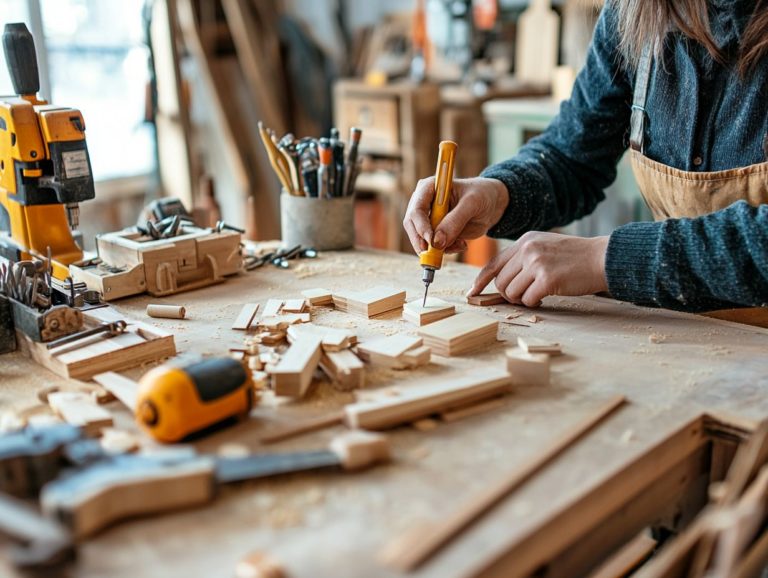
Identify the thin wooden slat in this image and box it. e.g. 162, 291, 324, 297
232, 303, 260, 330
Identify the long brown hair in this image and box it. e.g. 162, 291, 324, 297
614, 0, 768, 75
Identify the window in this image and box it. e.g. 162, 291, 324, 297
0, 0, 154, 181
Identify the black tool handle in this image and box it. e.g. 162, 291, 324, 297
2, 23, 40, 96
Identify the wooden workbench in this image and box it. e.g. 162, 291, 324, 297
2, 249, 768, 578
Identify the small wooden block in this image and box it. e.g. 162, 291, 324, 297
287, 323, 357, 351
302, 288, 333, 306
320, 349, 365, 391
271, 335, 323, 397
281, 299, 308, 313
92, 371, 140, 411
402, 298, 456, 326
256, 313, 310, 331
506, 347, 550, 386
418, 312, 499, 356
332, 286, 406, 318
467, 293, 506, 306
329, 430, 391, 470
517, 335, 562, 355
357, 335, 425, 369
262, 299, 284, 317
47, 391, 114, 435
232, 303, 260, 330
400, 346, 432, 368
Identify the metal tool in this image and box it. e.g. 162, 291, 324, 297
244, 244, 318, 271
135, 357, 256, 443
40, 430, 390, 539
0, 23, 95, 281
0, 424, 84, 497
420, 140, 458, 306
45, 320, 127, 350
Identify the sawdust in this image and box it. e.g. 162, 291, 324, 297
648, 333, 668, 344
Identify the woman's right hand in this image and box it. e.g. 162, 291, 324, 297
402, 176, 509, 254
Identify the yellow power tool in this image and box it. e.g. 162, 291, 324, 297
0, 23, 95, 281
419, 140, 457, 305
136, 357, 257, 443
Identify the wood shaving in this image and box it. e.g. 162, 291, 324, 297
527, 314, 540, 323
648, 333, 668, 344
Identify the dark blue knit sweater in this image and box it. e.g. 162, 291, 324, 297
480, 1, 768, 312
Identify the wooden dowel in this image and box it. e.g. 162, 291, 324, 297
146, 304, 186, 319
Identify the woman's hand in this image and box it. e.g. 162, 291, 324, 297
468, 232, 610, 307
403, 177, 509, 254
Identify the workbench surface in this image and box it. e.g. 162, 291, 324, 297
2, 249, 768, 578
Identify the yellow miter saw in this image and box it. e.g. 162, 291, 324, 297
0, 22, 94, 282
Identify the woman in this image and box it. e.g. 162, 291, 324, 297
403, 0, 768, 315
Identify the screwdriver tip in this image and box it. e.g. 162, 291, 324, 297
422, 284, 429, 307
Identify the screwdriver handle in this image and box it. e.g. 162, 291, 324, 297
419, 140, 457, 271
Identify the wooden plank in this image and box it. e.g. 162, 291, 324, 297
301, 288, 333, 306
281, 299, 308, 313
518, 335, 562, 356
320, 349, 365, 391
418, 312, 499, 356
271, 335, 323, 397
380, 395, 627, 571
92, 372, 139, 411
344, 368, 512, 430
467, 293, 506, 307
402, 298, 455, 326
47, 391, 114, 436
232, 303, 260, 330
257, 412, 344, 445
440, 397, 508, 423
506, 347, 550, 386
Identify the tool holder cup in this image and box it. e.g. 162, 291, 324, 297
280, 191, 355, 251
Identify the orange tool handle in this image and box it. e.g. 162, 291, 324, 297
419, 140, 457, 270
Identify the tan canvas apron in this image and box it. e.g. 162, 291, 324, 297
628, 48, 768, 327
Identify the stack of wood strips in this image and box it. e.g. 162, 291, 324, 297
332, 286, 406, 318
356, 335, 431, 369
417, 312, 499, 356
301, 288, 333, 306
402, 298, 455, 326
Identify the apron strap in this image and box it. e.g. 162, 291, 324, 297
629, 45, 653, 153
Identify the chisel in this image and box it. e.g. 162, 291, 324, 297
40, 430, 390, 538
420, 140, 457, 305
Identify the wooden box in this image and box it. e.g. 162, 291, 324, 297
17, 308, 176, 380
71, 225, 242, 300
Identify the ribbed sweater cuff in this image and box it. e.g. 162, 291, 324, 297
605, 221, 663, 305
479, 168, 534, 239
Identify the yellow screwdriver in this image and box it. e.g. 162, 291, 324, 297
420, 140, 457, 305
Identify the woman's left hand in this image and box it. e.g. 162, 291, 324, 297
467, 232, 610, 307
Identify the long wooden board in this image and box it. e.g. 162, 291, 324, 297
381, 395, 627, 571
344, 368, 512, 430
